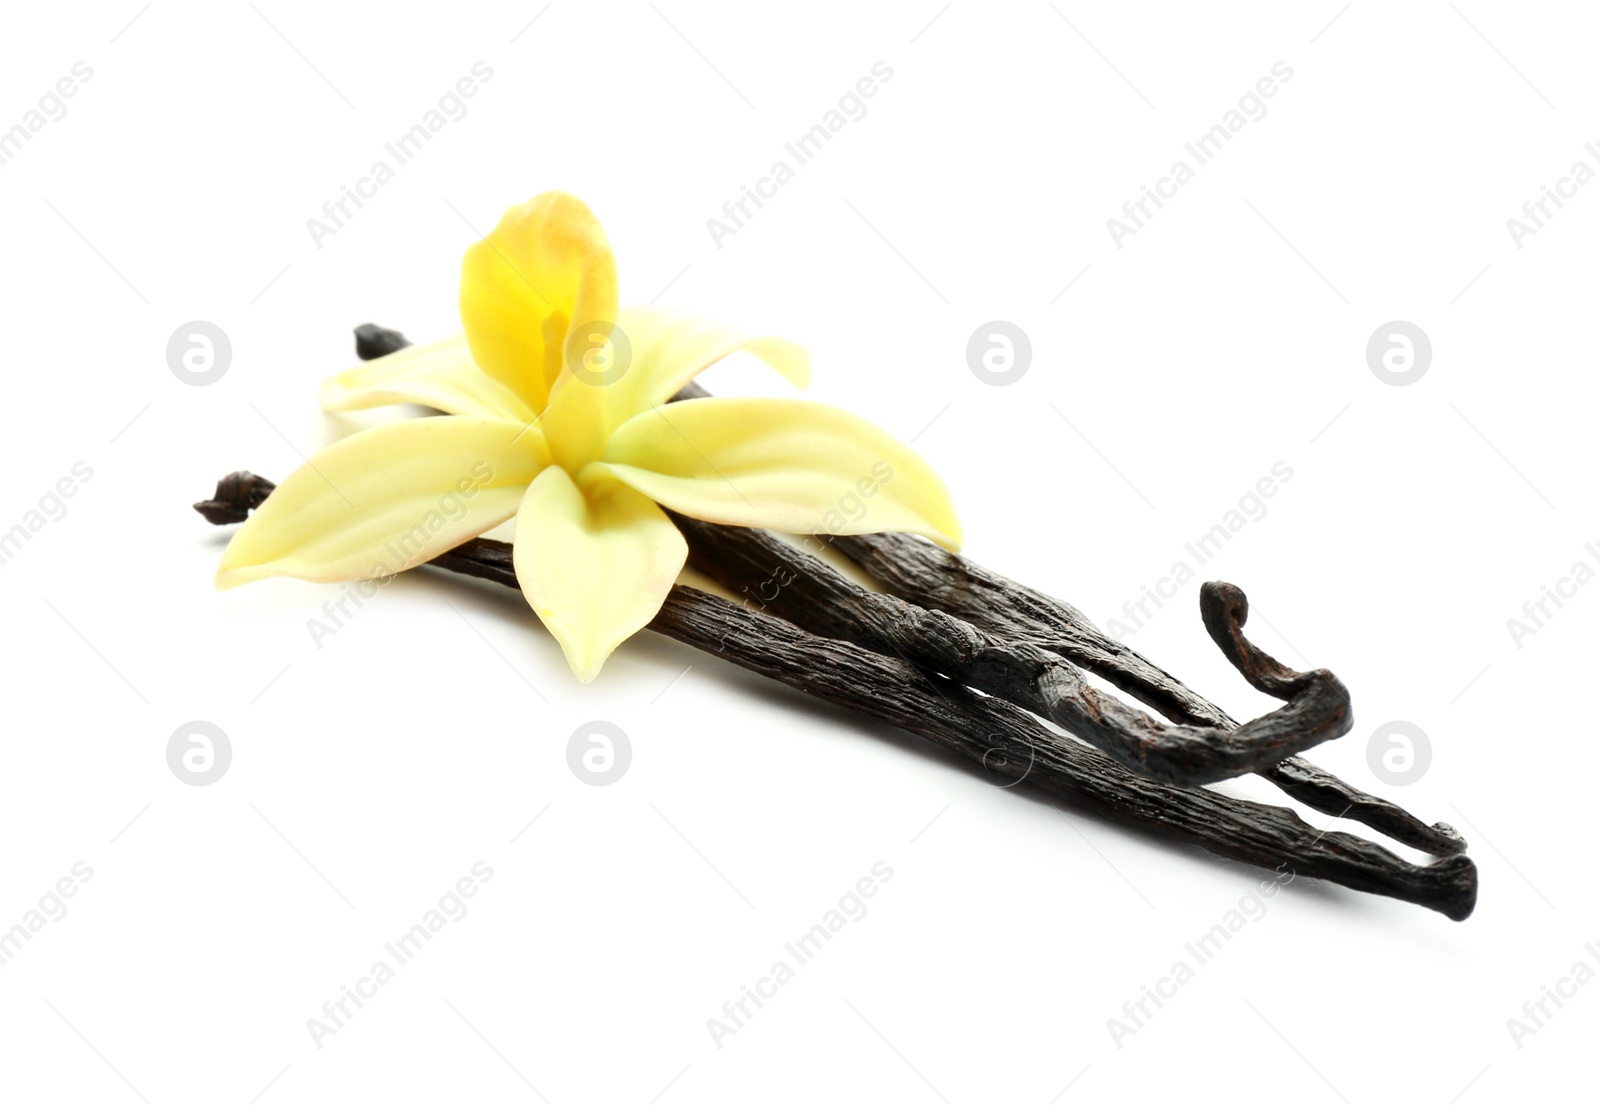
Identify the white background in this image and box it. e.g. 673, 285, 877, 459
0, 1, 1593, 1105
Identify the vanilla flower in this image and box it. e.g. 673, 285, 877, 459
217, 192, 961, 679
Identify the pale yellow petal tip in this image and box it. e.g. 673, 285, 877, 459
549, 626, 616, 684
895, 485, 962, 552
740, 335, 810, 391
774, 341, 811, 389
942, 504, 965, 550
213, 521, 277, 590
931, 524, 963, 553
214, 553, 328, 591
318, 373, 356, 412
531, 603, 607, 683
917, 475, 963, 552
213, 561, 265, 591
901, 516, 961, 553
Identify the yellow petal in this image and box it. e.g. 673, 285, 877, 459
511, 466, 687, 682
319, 333, 537, 422
596, 397, 962, 549
459, 192, 619, 414
607, 303, 809, 421
541, 304, 809, 473
216, 417, 548, 588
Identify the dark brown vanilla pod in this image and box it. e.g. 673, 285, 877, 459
828, 530, 1469, 857
672, 385, 1458, 852
668, 513, 1352, 786
352, 322, 417, 360
192, 478, 1477, 920
651, 587, 1476, 923
193, 470, 276, 525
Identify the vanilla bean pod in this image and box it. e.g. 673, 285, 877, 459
669, 513, 1351, 785
695, 512, 1462, 854
192, 477, 1476, 919
349, 323, 1464, 854
830, 530, 1468, 856
651, 585, 1476, 921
